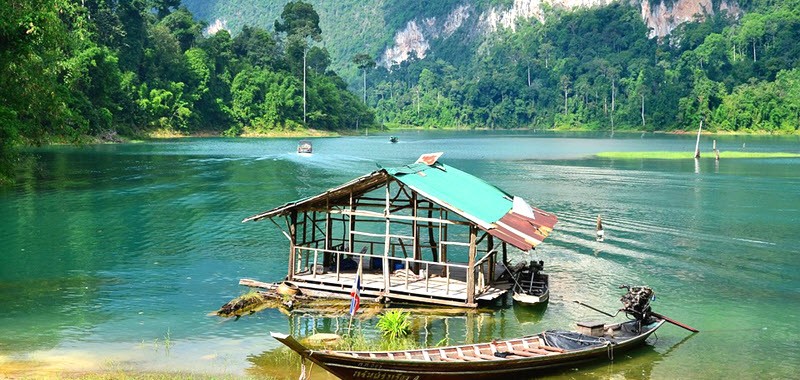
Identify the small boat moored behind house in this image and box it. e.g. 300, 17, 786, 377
271, 286, 679, 380
511, 260, 549, 305
297, 140, 313, 155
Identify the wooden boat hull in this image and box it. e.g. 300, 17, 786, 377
512, 288, 549, 305
272, 319, 665, 380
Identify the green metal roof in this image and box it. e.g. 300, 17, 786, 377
386, 162, 512, 226
243, 157, 558, 250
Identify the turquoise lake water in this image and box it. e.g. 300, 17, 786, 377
1, 132, 799, 378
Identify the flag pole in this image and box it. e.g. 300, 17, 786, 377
348, 310, 354, 335
348, 256, 363, 335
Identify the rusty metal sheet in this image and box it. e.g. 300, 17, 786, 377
488, 208, 558, 251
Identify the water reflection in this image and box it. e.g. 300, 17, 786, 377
248, 303, 549, 379
247, 307, 688, 380
512, 302, 548, 325
3, 134, 799, 378
279, 306, 516, 347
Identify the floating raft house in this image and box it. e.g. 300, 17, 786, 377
242, 153, 558, 308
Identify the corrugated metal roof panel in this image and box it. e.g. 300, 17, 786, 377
242, 170, 389, 222
387, 163, 512, 226
490, 207, 558, 251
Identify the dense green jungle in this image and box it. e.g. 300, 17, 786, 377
2, 0, 800, 183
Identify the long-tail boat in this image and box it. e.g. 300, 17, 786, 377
272, 286, 686, 380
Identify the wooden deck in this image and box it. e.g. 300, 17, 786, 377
291, 271, 511, 307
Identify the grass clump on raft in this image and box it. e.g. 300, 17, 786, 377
596, 151, 800, 159
376, 310, 411, 340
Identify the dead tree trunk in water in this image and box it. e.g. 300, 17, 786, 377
694, 120, 703, 158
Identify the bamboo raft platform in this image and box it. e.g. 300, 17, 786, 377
293, 272, 510, 302
240, 271, 512, 307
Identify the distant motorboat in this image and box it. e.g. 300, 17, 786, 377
297, 140, 312, 155
389, 136, 399, 143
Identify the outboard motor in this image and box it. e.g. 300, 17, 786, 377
619, 285, 654, 322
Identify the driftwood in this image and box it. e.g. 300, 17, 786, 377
215, 285, 314, 318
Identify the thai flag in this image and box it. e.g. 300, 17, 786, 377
349, 270, 361, 316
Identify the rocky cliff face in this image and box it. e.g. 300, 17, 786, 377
380, 0, 741, 67
381, 20, 431, 67
480, 0, 615, 32
642, 0, 741, 38
380, 5, 472, 67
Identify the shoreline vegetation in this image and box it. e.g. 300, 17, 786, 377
596, 151, 800, 159
28, 126, 800, 149
127, 126, 800, 142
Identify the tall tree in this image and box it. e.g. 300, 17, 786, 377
352, 53, 375, 103
275, 1, 322, 125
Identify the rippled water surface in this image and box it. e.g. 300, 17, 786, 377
1, 132, 799, 378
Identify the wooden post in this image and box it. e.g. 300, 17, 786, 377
288, 211, 297, 281
309, 211, 315, 247
383, 181, 391, 293
304, 212, 314, 248
441, 209, 448, 264
325, 199, 332, 251
348, 190, 356, 249
427, 202, 438, 262
412, 192, 420, 272
466, 225, 477, 305
487, 235, 495, 284
713, 139, 720, 161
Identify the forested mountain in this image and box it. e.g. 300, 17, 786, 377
0, 0, 374, 182
183, 0, 800, 134
2, 0, 799, 184
361, 0, 800, 133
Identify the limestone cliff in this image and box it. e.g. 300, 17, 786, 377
641, 0, 741, 38
380, 0, 741, 67
380, 5, 472, 67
